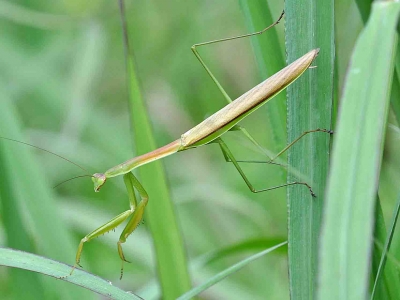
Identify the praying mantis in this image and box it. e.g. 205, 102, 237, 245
68, 7, 330, 276
0, 5, 329, 279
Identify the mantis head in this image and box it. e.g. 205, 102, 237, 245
92, 173, 107, 192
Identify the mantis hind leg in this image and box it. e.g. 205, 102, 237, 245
227, 125, 332, 165
70, 172, 148, 278
215, 129, 333, 196
215, 137, 316, 197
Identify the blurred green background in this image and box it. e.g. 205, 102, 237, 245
1, 0, 397, 300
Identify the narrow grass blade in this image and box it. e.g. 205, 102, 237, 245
371, 200, 390, 299
371, 193, 400, 299
317, 3, 400, 300
238, 0, 286, 152
176, 241, 287, 300
0, 247, 142, 300
389, 73, 400, 125
118, 2, 191, 298
285, 0, 334, 298
194, 237, 287, 267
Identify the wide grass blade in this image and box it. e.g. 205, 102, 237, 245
355, 1, 400, 296
285, 0, 334, 298
118, 1, 191, 298
317, 3, 400, 299
355, 0, 400, 136
176, 241, 287, 300
0, 247, 142, 300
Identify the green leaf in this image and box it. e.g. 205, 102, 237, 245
177, 241, 287, 300
285, 0, 334, 298
194, 237, 287, 267
317, 3, 400, 299
355, 0, 373, 24
371, 193, 400, 299
238, 0, 286, 152
0, 247, 142, 300
118, 2, 191, 298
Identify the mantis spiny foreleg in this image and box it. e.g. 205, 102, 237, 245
70, 172, 147, 277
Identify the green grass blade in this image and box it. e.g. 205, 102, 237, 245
391, 45, 400, 123
176, 241, 287, 300
370, 198, 400, 299
389, 72, 400, 125
238, 0, 286, 152
371, 193, 400, 299
355, 0, 373, 23
118, 2, 191, 298
354, 2, 400, 296
355, 0, 400, 143
285, 0, 334, 298
0, 87, 90, 300
0, 151, 45, 299
371, 200, 390, 299
194, 237, 287, 267
0, 247, 142, 300
317, 3, 400, 299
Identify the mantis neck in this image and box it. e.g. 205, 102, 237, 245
104, 139, 182, 178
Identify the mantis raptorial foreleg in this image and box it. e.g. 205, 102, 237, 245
117, 173, 148, 277
71, 172, 148, 277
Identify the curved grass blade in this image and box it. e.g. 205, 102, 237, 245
176, 241, 287, 300
317, 3, 400, 299
0, 247, 142, 300
285, 0, 334, 298
118, 1, 191, 297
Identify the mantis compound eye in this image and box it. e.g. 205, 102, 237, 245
92, 173, 107, 192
